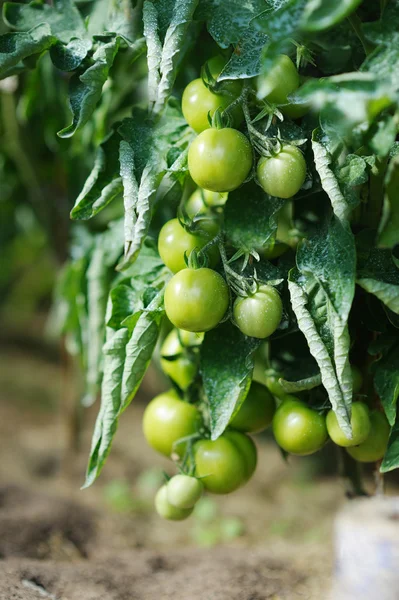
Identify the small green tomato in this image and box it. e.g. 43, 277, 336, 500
155, 485, 193, 521
166, 474, 204, 509
326, 402, 371, 448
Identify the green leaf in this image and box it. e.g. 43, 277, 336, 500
280, 373, 322, 393
143, 0, 162, 106
58, 37, 122, 138
107, 283, 144, 330
312, 128, 367, 220
218, 30, 268, 81
198, 0, 266, 47
379, 155, 399, 248
288, 216, 356, 435
224, 181, 286, 252
370, 337, 399, 426
381, 415, 399, 473
49, 38, 92, 71
301, 0, 362, 33
357, 248, 399, 315
71, 129, 123, 220
201, 322, 261, 440
0, 23, 55, 75
3, 0, 86, 43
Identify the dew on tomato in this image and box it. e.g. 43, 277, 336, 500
257, 145, 306, 199
233, 284, 282, 339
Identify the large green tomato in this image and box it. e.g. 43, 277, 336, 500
188, 128, 253, 193
185, 188, 228, 218
160, 328, 203, 390
223, 430, 257, 484
257, 54, 300, 107
164, 267, 229, 332
166, 474, 204, 509
257, 145, 306, 199
272, 398, 328, 456
233, 284, 283, 339
182, 56, 242, 133
229, 381, 276, 433
194, 431, 256, 494
326, 402, 371, 447
346, 411, 390, 463
155, 485, 193, 521
142, 390, 202, 457
158, 218, 218, 273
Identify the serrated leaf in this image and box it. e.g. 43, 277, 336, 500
288, 216, 356, 435
357, 248, 399, 315
300, 0, 362, 33
0, 23, 55, 75
381, 415, 399, 473
218, 29, 268, 81
280, 373, 322, 393
71, 129, 123, 220
3, 0, 86, 43
201, 322, 261, 440
143, 0, 162, 105
224, 181, 286, 252
58, 37, 122, 138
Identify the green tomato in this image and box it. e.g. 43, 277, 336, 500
185, 188, 228, 218
351, 365, 363, 394
155, 485, 193, 521
194, 432, 255, 494
326, 402, 371, 448
346, 411, 390, 463
281, 101, 309, 119
164, 267, 229, 332
166, 474, 204, 509
160, 328, 203, 390
229, 381, 276, 433
257, 145, 306, 199
272, 398, 328, 456
158, 218, 218, 273
233, 284, 283, 339
265, 374, 287, 398
257, 55, 300, 106
223, 430, 257, 484
188, 128, 253, 193
142, 390, 202, 457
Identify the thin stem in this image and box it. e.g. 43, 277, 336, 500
374, 460, 385, 496
347, 13, 374, 57
360, 156, 388, 228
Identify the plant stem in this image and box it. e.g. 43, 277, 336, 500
339, 448, 368, 498
360, 156, 388, 229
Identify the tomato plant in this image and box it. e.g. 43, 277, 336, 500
3, 0, 398, 517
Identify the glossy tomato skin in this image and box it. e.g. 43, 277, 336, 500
272, 398, 328, 456
326, 402, 371, 448
160, 328, 203, 390
233, 284, 283, 339
188, 128, 253, 193
164, 267, 229, 332
223, 430, 257, 484
229, 381, 276, 433
182, 79, 241, 134
185, 188, 228, 218
194, 435, 247, 494
143, 390, 202, 457
346, 411, 390, 463
257, 54, 300, 107
155, 485, 193, 521
257, 145, 306, 199
264, 373, 287, 398
158, 218, 218, 273
166, 474, 204, 509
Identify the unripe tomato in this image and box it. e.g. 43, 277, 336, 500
185, 188, 228, 217
264, 373, 287, 398
164, 267, 229, 332
223, 430, 257, 484
182, 55, 242, 133
257, 55, 300, 106
188, 128, 253, 193
326, 402, 371, 447
143, 390, 202, 457
346, 411, 390, 463
194, 431, 256, 494
166, 474, 204, 509
155, 485, 193, 521
160, 328, 203, 390
158, 218, 218, 273
257, 145, 306, 199
233, 284, 283, 339
229, 381, 276, 433
273, 398, 328, 455
351, 365, 363, 394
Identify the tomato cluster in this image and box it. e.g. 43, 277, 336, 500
146, 55, 389, 521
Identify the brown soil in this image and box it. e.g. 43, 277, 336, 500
0, 345, 347, 599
